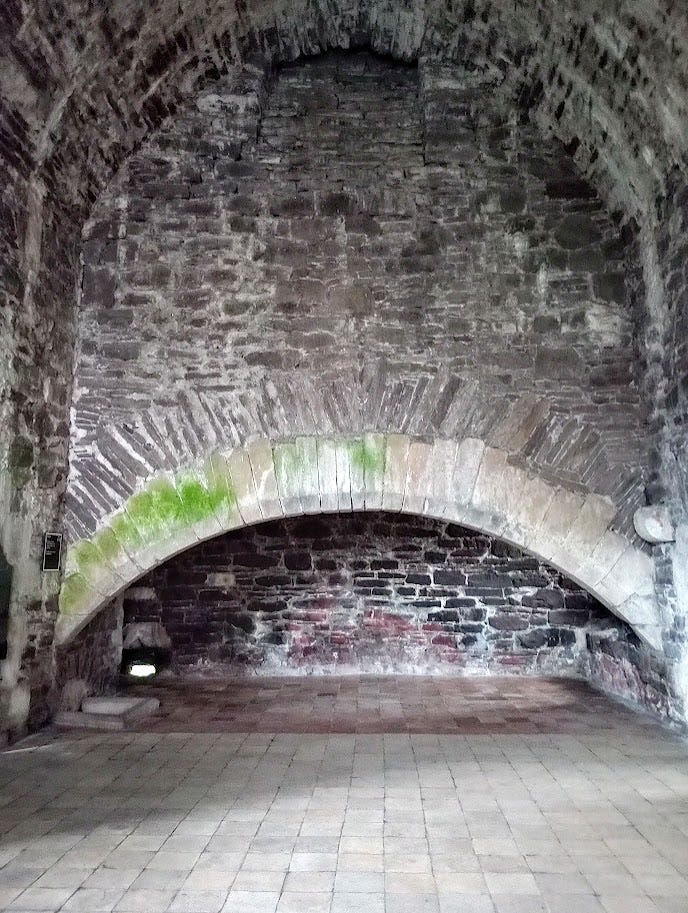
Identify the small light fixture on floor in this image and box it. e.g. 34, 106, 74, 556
127, 662, 157, 678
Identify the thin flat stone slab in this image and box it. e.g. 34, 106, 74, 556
82, 696, 143, 715
55, 697, 160, 731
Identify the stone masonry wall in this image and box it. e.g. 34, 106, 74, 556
2, 1, 688, 739
122, 512, 623, 677
53, 600, 122, 706
68, 51, 649, 548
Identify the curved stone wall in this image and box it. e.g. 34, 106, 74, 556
56, 433, 661, 650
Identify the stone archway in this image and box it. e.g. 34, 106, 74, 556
56, 433, 661, 649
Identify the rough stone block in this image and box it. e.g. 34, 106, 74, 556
403, 440, 433, 515
273, 441, 304, 517
452, 438, 485, 508
335, 438, 353, 512
348, 438, 367, 512
382, 434, 410, 512
246, 438, 282, 520
362, 432, 386, 511
528, 488, 586, 564
296, 436, 321, 514
227, 449, 263, 526
317, 438, 339, 512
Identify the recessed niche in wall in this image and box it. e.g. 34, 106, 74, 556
119, 512, 629, 676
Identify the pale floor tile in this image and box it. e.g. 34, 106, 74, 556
652, 899, 688, 913
129, 869, 188, 890
438, 897, 495, 913
276, 892, 331, 913
339, 837, 383, 854
634, 874, 688, 896
434, 872, 488, 894
433, 853, 482, 874
241, 853, 291, 872
599, 896, 662, 913
81, 868, 140, 891
0, 698, 686, 913
283, 871, 335, 892
384, 873, 436, 893
59, 888, 124, 912
194, 852, 245, 871
527, 855, 579, 874
535, 872, 592, 895
0, 866, 44, 889
385, 894, 439, 913
7, 888, 74, 911
484, 873, 540, 895
337, 853, 384, 872
294, 839, 339, 854
331, 893, 385, 913
334, 872, 384, 893
182, 868, 238, 890
545, 896, 605, 913
114, 888, 176, 912
384, 853, 432, 872
144, 851, 199, 871
33, 868, 91, 890
221, 891, 280, 913
480, 856, 530, 873
231, 870, 286, 892
167, 890, 228, 912
492, 897, 548, 913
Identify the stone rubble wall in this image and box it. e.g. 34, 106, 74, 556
53, 600, 123, 709
69, 52, 648, 544
119, 513, 620, 676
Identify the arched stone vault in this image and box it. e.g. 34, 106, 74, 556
4, 1, 687, 217
2, 0, 688, 729
56, 433, 661, 650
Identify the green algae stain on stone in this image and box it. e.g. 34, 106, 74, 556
348, 437, 385, 479
203, 454, 239, 516
70, 540, 108, 579
59, 572, 92, 616
177, 476, 219, 524
93, 528, 122, 562
59, 460, 241, 620
125, 479, 181, 542
110, 512, 143, 549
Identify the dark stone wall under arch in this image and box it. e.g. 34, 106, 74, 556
57, 511, 674, 718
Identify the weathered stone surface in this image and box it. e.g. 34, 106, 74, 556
54, 433, 663, 650
634, 505, 675, 544
117, 512, 619, 676
68, 53, 647, 550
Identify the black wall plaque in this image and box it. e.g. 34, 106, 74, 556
42, 533, 63, 572
0, 548, 11, 661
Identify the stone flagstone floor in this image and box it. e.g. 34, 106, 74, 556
1, 676, 687, 913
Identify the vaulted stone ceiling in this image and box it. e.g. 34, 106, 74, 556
2, 1, 687, 505
2, 0, 687, 217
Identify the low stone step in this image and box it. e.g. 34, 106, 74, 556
55, 697, 160, 731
